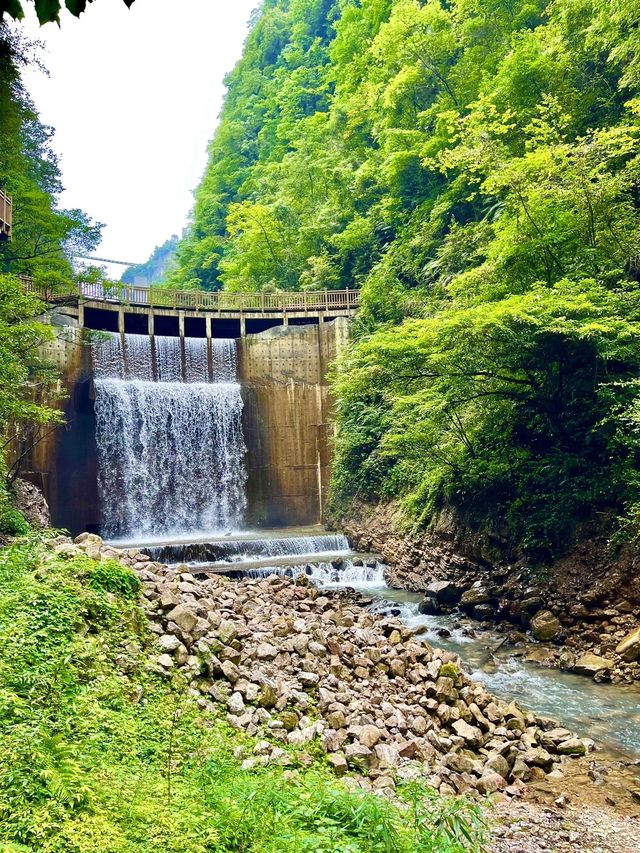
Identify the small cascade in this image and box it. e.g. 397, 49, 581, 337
241, 558, 386, 588
92, 332, 246, 539
143, 533, 350, 565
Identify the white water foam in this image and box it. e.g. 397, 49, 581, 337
92, 333, 246, 539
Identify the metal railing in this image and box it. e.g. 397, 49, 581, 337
23, 277, 360, 313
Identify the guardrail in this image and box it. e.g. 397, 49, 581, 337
20, 277, 360, 314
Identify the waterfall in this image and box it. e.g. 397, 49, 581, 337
92, 332, 246, 539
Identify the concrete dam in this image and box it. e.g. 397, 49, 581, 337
20, 287, 355, 537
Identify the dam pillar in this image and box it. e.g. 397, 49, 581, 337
239, 317, 350, 528
117, 307, 125, 334
148, 311, 154, 336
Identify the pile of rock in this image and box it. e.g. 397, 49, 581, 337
58, 532, 593, 797
345, 503, 640, 685
415, 576, 640, 684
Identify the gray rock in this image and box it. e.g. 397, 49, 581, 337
615, 626, 640, 662
530, 610, 560, 642
572, 653, 614, 676
425, 580, 461, 606
227, 692, 245, 715
166, 605, 197, 634
158, 634, 181, 653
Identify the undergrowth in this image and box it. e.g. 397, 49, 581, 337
0, 536, 487, 852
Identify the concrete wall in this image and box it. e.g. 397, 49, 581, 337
239, 318, 349, 527
17, 315, 350, 536
12, 315, 99, 533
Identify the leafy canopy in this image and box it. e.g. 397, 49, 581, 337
175, 0, 640, 551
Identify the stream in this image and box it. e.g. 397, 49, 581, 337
339, 575, 640, 759
128, 521, 640, 759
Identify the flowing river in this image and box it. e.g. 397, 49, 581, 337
160, 542, 640, 759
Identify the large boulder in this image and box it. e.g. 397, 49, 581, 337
615, 626, 640, 662
572, 653, 614, 677
529, 610, 560, 642
425, 580, 461, 606
459, 583, 490, 611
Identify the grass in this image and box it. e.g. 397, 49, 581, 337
0, 535, 488, 852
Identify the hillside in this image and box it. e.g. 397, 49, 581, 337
173, 0, 640, 554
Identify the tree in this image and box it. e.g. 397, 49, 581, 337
172, 0, 640, 550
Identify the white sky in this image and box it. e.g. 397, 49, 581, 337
20, 0, 257, 279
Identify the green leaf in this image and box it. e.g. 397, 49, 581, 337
0, 0, 25, 19
34, 0, 61, 24
64, 0, 86, 16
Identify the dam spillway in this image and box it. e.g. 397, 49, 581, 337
17, 318, 350, 535
92, 332, 246, 539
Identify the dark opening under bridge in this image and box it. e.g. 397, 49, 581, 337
24, 278, 359, 337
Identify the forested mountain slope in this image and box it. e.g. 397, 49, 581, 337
177, 0, 640, 553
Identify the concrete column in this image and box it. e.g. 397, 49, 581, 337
77, 300, 84, 328
118, 307, 125, 334
178, 311, 185, 338
283, 312, 289, 327
148, 311, 154, 336
205, 315, 212, 341
240, 314, 246, 336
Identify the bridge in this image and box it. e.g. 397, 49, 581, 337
24, 278, 360, 337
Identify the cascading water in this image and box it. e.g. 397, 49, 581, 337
92, 332, 246, 539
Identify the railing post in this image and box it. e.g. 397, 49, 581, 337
346, 287, 350, 311
324, 290, 328, 312
261, 292, 265, 312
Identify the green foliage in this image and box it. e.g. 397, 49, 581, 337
174, 0, 640, 550
121, 235, 178, 286
87, 558, 140, 599
0, 488, 29, 535
1, 0, 135, 25
0, 539, 486, 851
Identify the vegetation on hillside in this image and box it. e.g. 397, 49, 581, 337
174, 0, 640, 552
0, 536, 486, 852
121, 234, 178, 286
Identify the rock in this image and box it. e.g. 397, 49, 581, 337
13, 479, 50, 528
278, 711, 299, 731
344, 743, 373, 770
530, 610, 560, 642
358, 724, 382, 748
328, 752, 348, 776
460, 583, 490, 610
418, 596, 441, 615
572, 653, 614, 676
221, 660, 240, 683
256, 642, 278, 660
476, 770, 506, 794
556, 737, 587, 755
166, 605, 197, 634
228, 692, 245, 715
157, 654, 174, 669
425, 580, 461, 606
258, 684, 278, 708
158, 634, 181, 653
615, 626, 640, 662
452, 719, 483, 748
